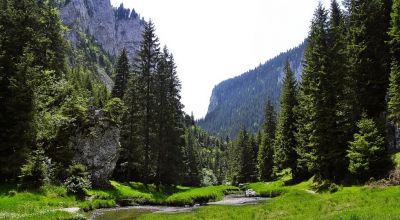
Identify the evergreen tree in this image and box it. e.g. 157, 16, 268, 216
296, 4, 338, 181
237, 128, 257, 183
347, 116, 386, 182
347, 0, 391, 121
182, 127, 201, 186
0, 0, 66, 181
154, 47, 185, 186
112, 49, 130, 99
115, 74, 143, 181
274, 60, 299, 178
258, 98, 276, 181
388, 0, 400, 127
132, 20, 160, 183
328, 0, 354, 180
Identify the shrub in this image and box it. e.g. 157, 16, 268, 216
20, 148, 52, 189
7, 190, 17, 197
201, 168, 217, 186
64, 163, 91, 197
104, 98, 125, 124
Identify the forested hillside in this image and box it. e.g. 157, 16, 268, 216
198, 42, 305, 138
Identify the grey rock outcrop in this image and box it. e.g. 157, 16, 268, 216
60, 0, 144, 60
69, 108, 120, 188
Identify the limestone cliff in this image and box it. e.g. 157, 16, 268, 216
60, 0, 144, 60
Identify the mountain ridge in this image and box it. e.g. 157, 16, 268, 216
198, 42, 306, 138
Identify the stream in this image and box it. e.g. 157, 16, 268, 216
89, 195, 269, 220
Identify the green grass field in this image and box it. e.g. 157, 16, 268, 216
140, 181, 400, 220
2, 154, 400, 220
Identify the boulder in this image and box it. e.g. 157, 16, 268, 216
69, 109, 120, 188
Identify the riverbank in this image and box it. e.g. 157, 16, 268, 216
0, 182, 239, 219
140, 179, 400, 220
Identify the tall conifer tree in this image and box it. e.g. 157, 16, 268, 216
274, 60, 298, 178
112, 49, 130, 99
297, 4, 338, 181
258, 98, 276, 181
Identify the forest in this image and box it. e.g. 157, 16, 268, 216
0, 0, 400, 219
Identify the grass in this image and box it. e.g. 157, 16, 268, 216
0, 184, 83, 220
0, 181, 239, 219
140, 179, 400, 220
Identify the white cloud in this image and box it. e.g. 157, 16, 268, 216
111, 0, 332, 118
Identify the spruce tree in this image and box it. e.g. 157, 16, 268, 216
297, 4, 338, 181
388, 0, 400, 149
347, 0, 391, 121
115, 74, 144, 181
132, 20, 160, 184
154, 47, 185, 186
347, 116, 386, 182
274, 60, 298, 178
0, 0, 66, 181
112, 49, 130, 99
237, 128, 251, 183
258, 98, 276, 181
328, 0, 354, 180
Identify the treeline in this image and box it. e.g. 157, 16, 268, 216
0, 0, 112, 183
227, 0, 400, 186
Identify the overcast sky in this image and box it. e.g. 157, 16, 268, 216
110, 0, 332, 119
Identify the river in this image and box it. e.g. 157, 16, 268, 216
90, 195, 268, 220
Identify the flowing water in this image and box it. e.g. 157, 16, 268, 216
90, 195, 268, 220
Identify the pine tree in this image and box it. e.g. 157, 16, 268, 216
182, 127, 201, 186
258, 98, 276, 181
154, 47, 185, 186
296, 4, 338, 181
347, 0, 391, 121
237, 128, 251, 183
115, 74, 144, 181
274, 60, 299, 178
0, 0, 66, 181
112, 49, 130, 99
132, 20, 160, 183
388, 0, 400, 149
328, 0, 354, 180
347, 116, 386, 182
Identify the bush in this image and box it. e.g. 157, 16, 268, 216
312, 180, 339, 193
20, 148, 52, 189
64, 163, 91, 197
201, 168, 217, 186
7, 190, 17, 197
104, 98, 125, 124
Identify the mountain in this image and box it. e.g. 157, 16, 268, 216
198, 42, 306, 138
59, 0, 145, 89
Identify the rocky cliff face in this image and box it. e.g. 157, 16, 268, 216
69, 108, 120, 188
60, 0, 144, 60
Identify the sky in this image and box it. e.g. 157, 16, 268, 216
110, 0, 332, 119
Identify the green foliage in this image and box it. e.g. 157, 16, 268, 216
20, 148, 52, 189
258, 98, 276, 181
64, 163, 91, 197
273, 59, 298, 178
347, 117, 386, 181
347, 0, 391, 120
104, 97, 126, 124
200, 168, 218, 186
112, 48, 130, 99
296, 4, 343, 182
